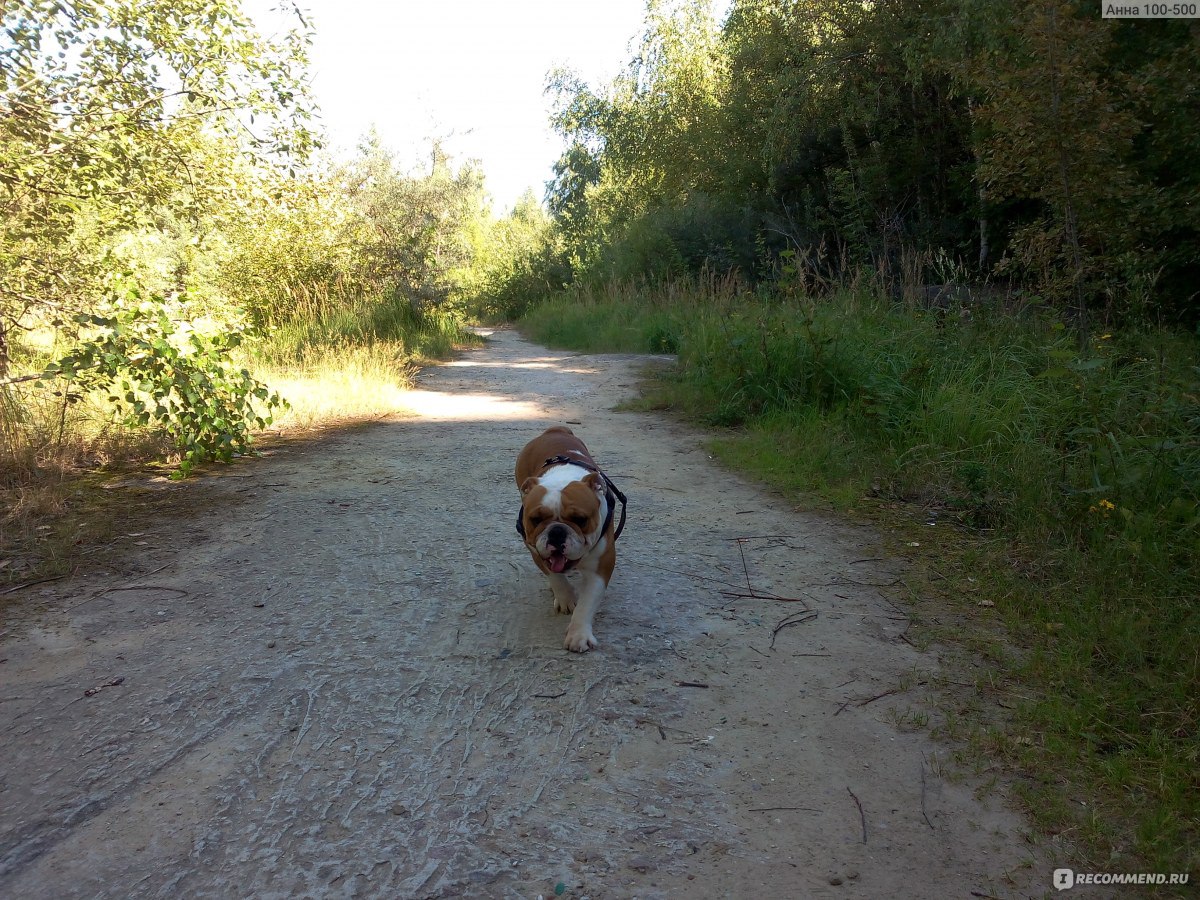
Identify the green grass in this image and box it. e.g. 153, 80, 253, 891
520, 278, 1200, 879
518, 274, 749, 355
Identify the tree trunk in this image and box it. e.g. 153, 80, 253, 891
967, 97, 989, 273
1045, 3, 1089, 344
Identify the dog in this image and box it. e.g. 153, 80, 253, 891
515, 426, 625, 652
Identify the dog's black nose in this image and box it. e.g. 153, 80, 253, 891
546, 523, 569, 548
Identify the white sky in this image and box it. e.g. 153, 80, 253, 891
247, 0, 651, 212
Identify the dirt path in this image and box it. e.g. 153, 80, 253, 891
1, 328, 1048, 898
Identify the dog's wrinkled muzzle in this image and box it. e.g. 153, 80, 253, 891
545, 524, 571, 572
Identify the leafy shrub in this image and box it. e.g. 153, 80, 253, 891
39, 295, 283, 478
595, 195, 760, 284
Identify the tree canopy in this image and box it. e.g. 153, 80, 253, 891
1, 0, 319, 366
542, 0, 1200, 324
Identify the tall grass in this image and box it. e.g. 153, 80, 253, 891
0, 378, 172, 581
521, 271, 744, 354
521, 278, 1200, 874
251, 290, 481, 430
255, 283, 475, 364
1, 346, 171, 492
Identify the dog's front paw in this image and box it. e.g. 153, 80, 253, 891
553, 592, 577, 614
564, 626, 597, 653
550, 579, 577, 614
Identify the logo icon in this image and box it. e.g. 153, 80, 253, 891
1054, 869, 1076, 890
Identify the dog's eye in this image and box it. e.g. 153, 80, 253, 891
570, 515, 589, 529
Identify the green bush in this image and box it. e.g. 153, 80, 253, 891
39, 294, 284, 478
592, 194, 760, 284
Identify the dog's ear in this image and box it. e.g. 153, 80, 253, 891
584, 473, 605, 496
520, 476, 539, 495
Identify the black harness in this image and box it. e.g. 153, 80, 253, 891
516, 454, 628, 543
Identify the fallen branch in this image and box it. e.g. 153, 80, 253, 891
920, 757, 934, 829
735, 538, 755, 596
84, 675, 125, 697
856, 687, 905, 708
847, 786, 867, 843
0, 575, 65, 596
770, 611, 818, 650
857, 681, 927, 709
0, 372, 46, 387
64, 565, 177, 611
729, 535, 801, 542
636, 719, 668, 740
635, 718, 692, 738
835, 576, 902, 588
719, 589, 812, 603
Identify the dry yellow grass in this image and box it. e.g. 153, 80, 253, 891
250, 343, 419, 432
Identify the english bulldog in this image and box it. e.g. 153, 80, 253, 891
515, 426, 626, 653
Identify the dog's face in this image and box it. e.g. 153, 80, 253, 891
520, 469, 607, 573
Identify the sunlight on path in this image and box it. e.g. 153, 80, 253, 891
395, 328, 563, 421
398, 389, 542, 421
442, 358, 600, 376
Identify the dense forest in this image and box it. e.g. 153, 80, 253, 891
483, 0, 1199, 328
2, 0, 1197, 879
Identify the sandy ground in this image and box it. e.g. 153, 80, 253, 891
0, 328, 1055, 898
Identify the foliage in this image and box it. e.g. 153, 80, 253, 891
39, 292, 283, 477
0, 0, 321, 479
502, 0, 1200, 875
920, 1, 1154, 322
544, 0, 728, 279
523, 0, 1200, 325
217, 163, 362, 327
258, 288, 481, 366
1, 1, 501, 483
339, 134, 489, 313
0, 0, 318, 365
217, 133, 494, 330
248, 289, 483, 437
468, 191, 565, 320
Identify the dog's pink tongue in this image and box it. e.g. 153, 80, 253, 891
548, 553, 568, 573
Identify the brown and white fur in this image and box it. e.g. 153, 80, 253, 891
515, 426, 618, 653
